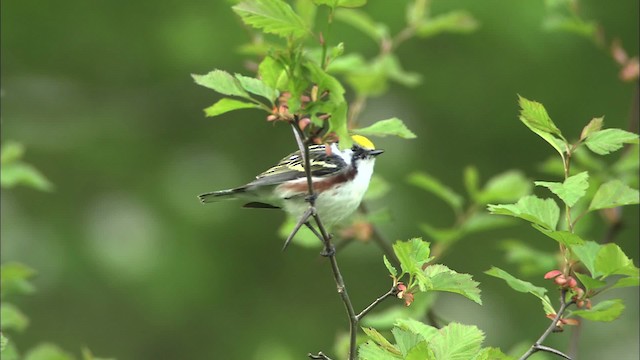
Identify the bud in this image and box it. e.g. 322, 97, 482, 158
567, 276, 578, 289
544, 270, 563, 279
298, 118, 311, 131
554, 274, 568, 286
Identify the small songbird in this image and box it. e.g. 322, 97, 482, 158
198, 135, 383, 227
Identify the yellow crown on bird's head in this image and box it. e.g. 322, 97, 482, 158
351, 135, 375, 150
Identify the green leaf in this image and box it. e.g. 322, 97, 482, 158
532, 225, 585, 246
1, 162, 54, 191
354, 118, 417, 139
232, 0, 308, 39
429, 323, 485, 360
328, 102, 352, 150
405, 342, 434, 360
476, 170, 532, 204
580, 117, 603, 141
0, 303, 29, 332
1, 141, 25, 164
24, 343, 75, 360
204, 98, 260, 117
463, 166, 480, 200
518, 96, 563, 137
518, 96, 566, 159
358, 340, 402, 359
1, 332, 7, 353
424, 264, 482, 305
611, 276, 639, 290
313, 0, 366, 8
383, 255, 398, 278
258, 56, 288, 90
573, 272, 606, 292
485, 267, 551, 311
1, 262, 37, 298
192, 70, 249, 98
472, 347, 514, 360
393, 239, 432, 291
588, 180, 639, 211
334, 8, 388, 42
570, 299, 625, 322
584, 128, 639, 155
408, 172, 464, 214
594, 243, 638, 278
415, 11, 479, 38
488, 195, 560, 230
395, 318, 439, 342
234, 74, 279, 103
535, 171, 589, 207
392, 328, 423, 358
571, 241, 602, 278
383, 55, 422, 87
362, 327, 401, 355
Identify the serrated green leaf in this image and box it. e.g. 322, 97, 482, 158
532, 225, 585, 246
24, 343, 75, 360
304, 61, 346, 104
234, 74, 279, 103
0, 303, 29, 332
472, 347, 514, 360
393, 239, 432, 291
571, 241, 602, 278
488, 195, 560, 230
573, 272, 606, 292
570, 299, 625, 322
192, 70, 249, 98
485, 267, 550, 307
535, 171, 589, 207
295, 0, 317, 29
405, 341, 434, 360
580, 117, 603, 141
594, 243, 637, 278
477, 170, 532, 204
395, 318, 439, 342
518, 96, 563, 137
392, 328, 422, 357
588, 180, 639, 211
362, 327, 400, 355
334, 8, 388, 42
232, 0, 308, 39
415, 10, 479, 38
408, 172, 464, 214
354, 118, 417, 139
430, 323, 485, 360
383, 255, 398, 277
518, 96, 567, 159
358, 340, 402, 360
424, 264, 482, 304
584, 128, 639, 155
204, 98, 260, 117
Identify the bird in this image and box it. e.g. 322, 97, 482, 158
198, 135, 383, 230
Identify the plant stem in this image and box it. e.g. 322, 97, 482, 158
290, 121, 359, 360
356, 287, 397, 321
519, 289, 575, 360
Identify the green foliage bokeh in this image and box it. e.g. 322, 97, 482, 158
1, 0, 638, 359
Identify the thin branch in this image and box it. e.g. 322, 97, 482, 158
356, 286, 397, 321
289, 121, 359, 360
308, 352, 332, 360
519, 289, 576, 360
282, 208, 314, 251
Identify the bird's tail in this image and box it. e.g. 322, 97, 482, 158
198, 187, 246, 203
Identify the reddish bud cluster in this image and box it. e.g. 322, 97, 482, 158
611, 39, 640, 82
544, 270, 577, 289
396, 283, 414, 307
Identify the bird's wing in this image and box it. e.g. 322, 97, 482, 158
246, 144, 347, 188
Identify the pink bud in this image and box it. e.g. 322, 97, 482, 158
544, 270, 563, 279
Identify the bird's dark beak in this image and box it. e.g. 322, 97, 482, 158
368, 149, 384, 157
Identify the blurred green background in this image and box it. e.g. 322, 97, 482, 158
1, 0, 638, 359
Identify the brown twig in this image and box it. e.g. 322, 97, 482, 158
519, 289, 576, 360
